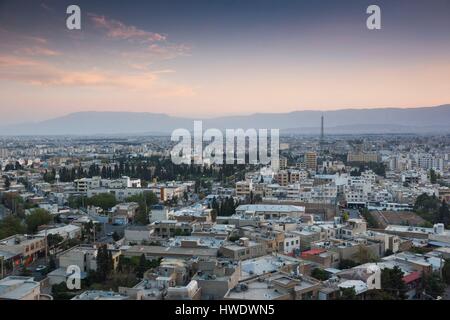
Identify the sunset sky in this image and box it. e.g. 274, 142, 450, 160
1, 0, 450, 124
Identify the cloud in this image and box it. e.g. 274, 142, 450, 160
19, 46, 61, 57
0, 29, 59, 57
0, 55, 40, 67
0, 54, 195, 97
89, 14, 166, 42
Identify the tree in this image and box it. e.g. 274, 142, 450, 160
4, 176, 10, 190
338, 287, 357, 300
311, 268, 330, 281
67, 195, 86, 209
0, 215, 26, 239
442, 259, 450, 285
430, 169, 437, 184
49, 255, 57, 271
342, 212, 349, 222
422, 272, 445, 299
414, 193, 440, 223
95, 245, 112, 281
136, 254, 147, 279
86, 193, 117, 211
438, 200, 450, 226
381, 266, 407, 300
127, 192, 158, 225
112, 231, 121, 242
360, 208, 379, 228
339, 259, 358, 270
25, 209, 53, 233
47, 234, 64, 248
134, 208, 149, 225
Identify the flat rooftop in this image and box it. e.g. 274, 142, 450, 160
125, 245, 218, 258
0, 276, 40, 300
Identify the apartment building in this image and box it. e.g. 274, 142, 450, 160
305, 152, 317, 171
347, 152, 380, 163
219, 237, 266, 260
236, 180, 253, 197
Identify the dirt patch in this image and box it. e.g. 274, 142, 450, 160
369, 210, 426, 228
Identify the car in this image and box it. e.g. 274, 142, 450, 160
107, 232, 114, 237
35, 265, 47, 272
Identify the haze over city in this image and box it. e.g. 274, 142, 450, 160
1, 0, 450, 125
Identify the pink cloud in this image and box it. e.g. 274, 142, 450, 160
0, 55, 41, 67
19, 46, 61, 57
0, 54, 195, 97
89, 14, 166, 42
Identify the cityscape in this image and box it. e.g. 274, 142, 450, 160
1, 0, 450, 305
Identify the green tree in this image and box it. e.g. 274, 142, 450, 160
438, 200, 450, 226
67, 195, 86, 209
95, 245, 112, 281
381, 266, 407, 300
342, 212, 349, 222
25, 209, 53, 233
136, 253, 147, 279
422, 272, 445, 299
135, 209, 149, 225
339, 259, 358, 270
86, 193, 117, 211
338, 287, 357, 300
311, 268, 330, 281
414, 193, 440, 223
442, 259, 450, 285
47, 234, 64, 248
430, 169, 437, 184
0, 215, 26, 238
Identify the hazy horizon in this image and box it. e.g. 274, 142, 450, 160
3, 104, 450, 126
1, 0, 450, 124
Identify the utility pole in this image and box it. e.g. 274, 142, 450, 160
0, 256, 4, 279
93, 222, 96, 244
44, 228, 48, 264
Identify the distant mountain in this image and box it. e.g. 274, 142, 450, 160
1, 105, 449, 135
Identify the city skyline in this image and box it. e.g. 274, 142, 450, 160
1, 0, 450, 125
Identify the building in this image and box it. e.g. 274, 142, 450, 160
224, 272, 321, 300
192, 259, 241, 299
347, 152, 380, 163
0, 234, 46, 268
305, 152, 317, 171
235, 204, 305, 219
124, 226, 151, 244
0, 276, 46, 300
236, 180, 253, 197
219, 238, 266, 261
71, 290, 129, 300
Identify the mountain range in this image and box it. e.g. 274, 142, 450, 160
1, 105, 449, 136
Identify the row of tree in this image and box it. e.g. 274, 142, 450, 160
414, 193, 450, 226
209, 196, 238, 217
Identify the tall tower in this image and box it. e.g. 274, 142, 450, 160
320, 115, 324, 143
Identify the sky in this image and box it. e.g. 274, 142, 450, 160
0, 0, 450, 124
